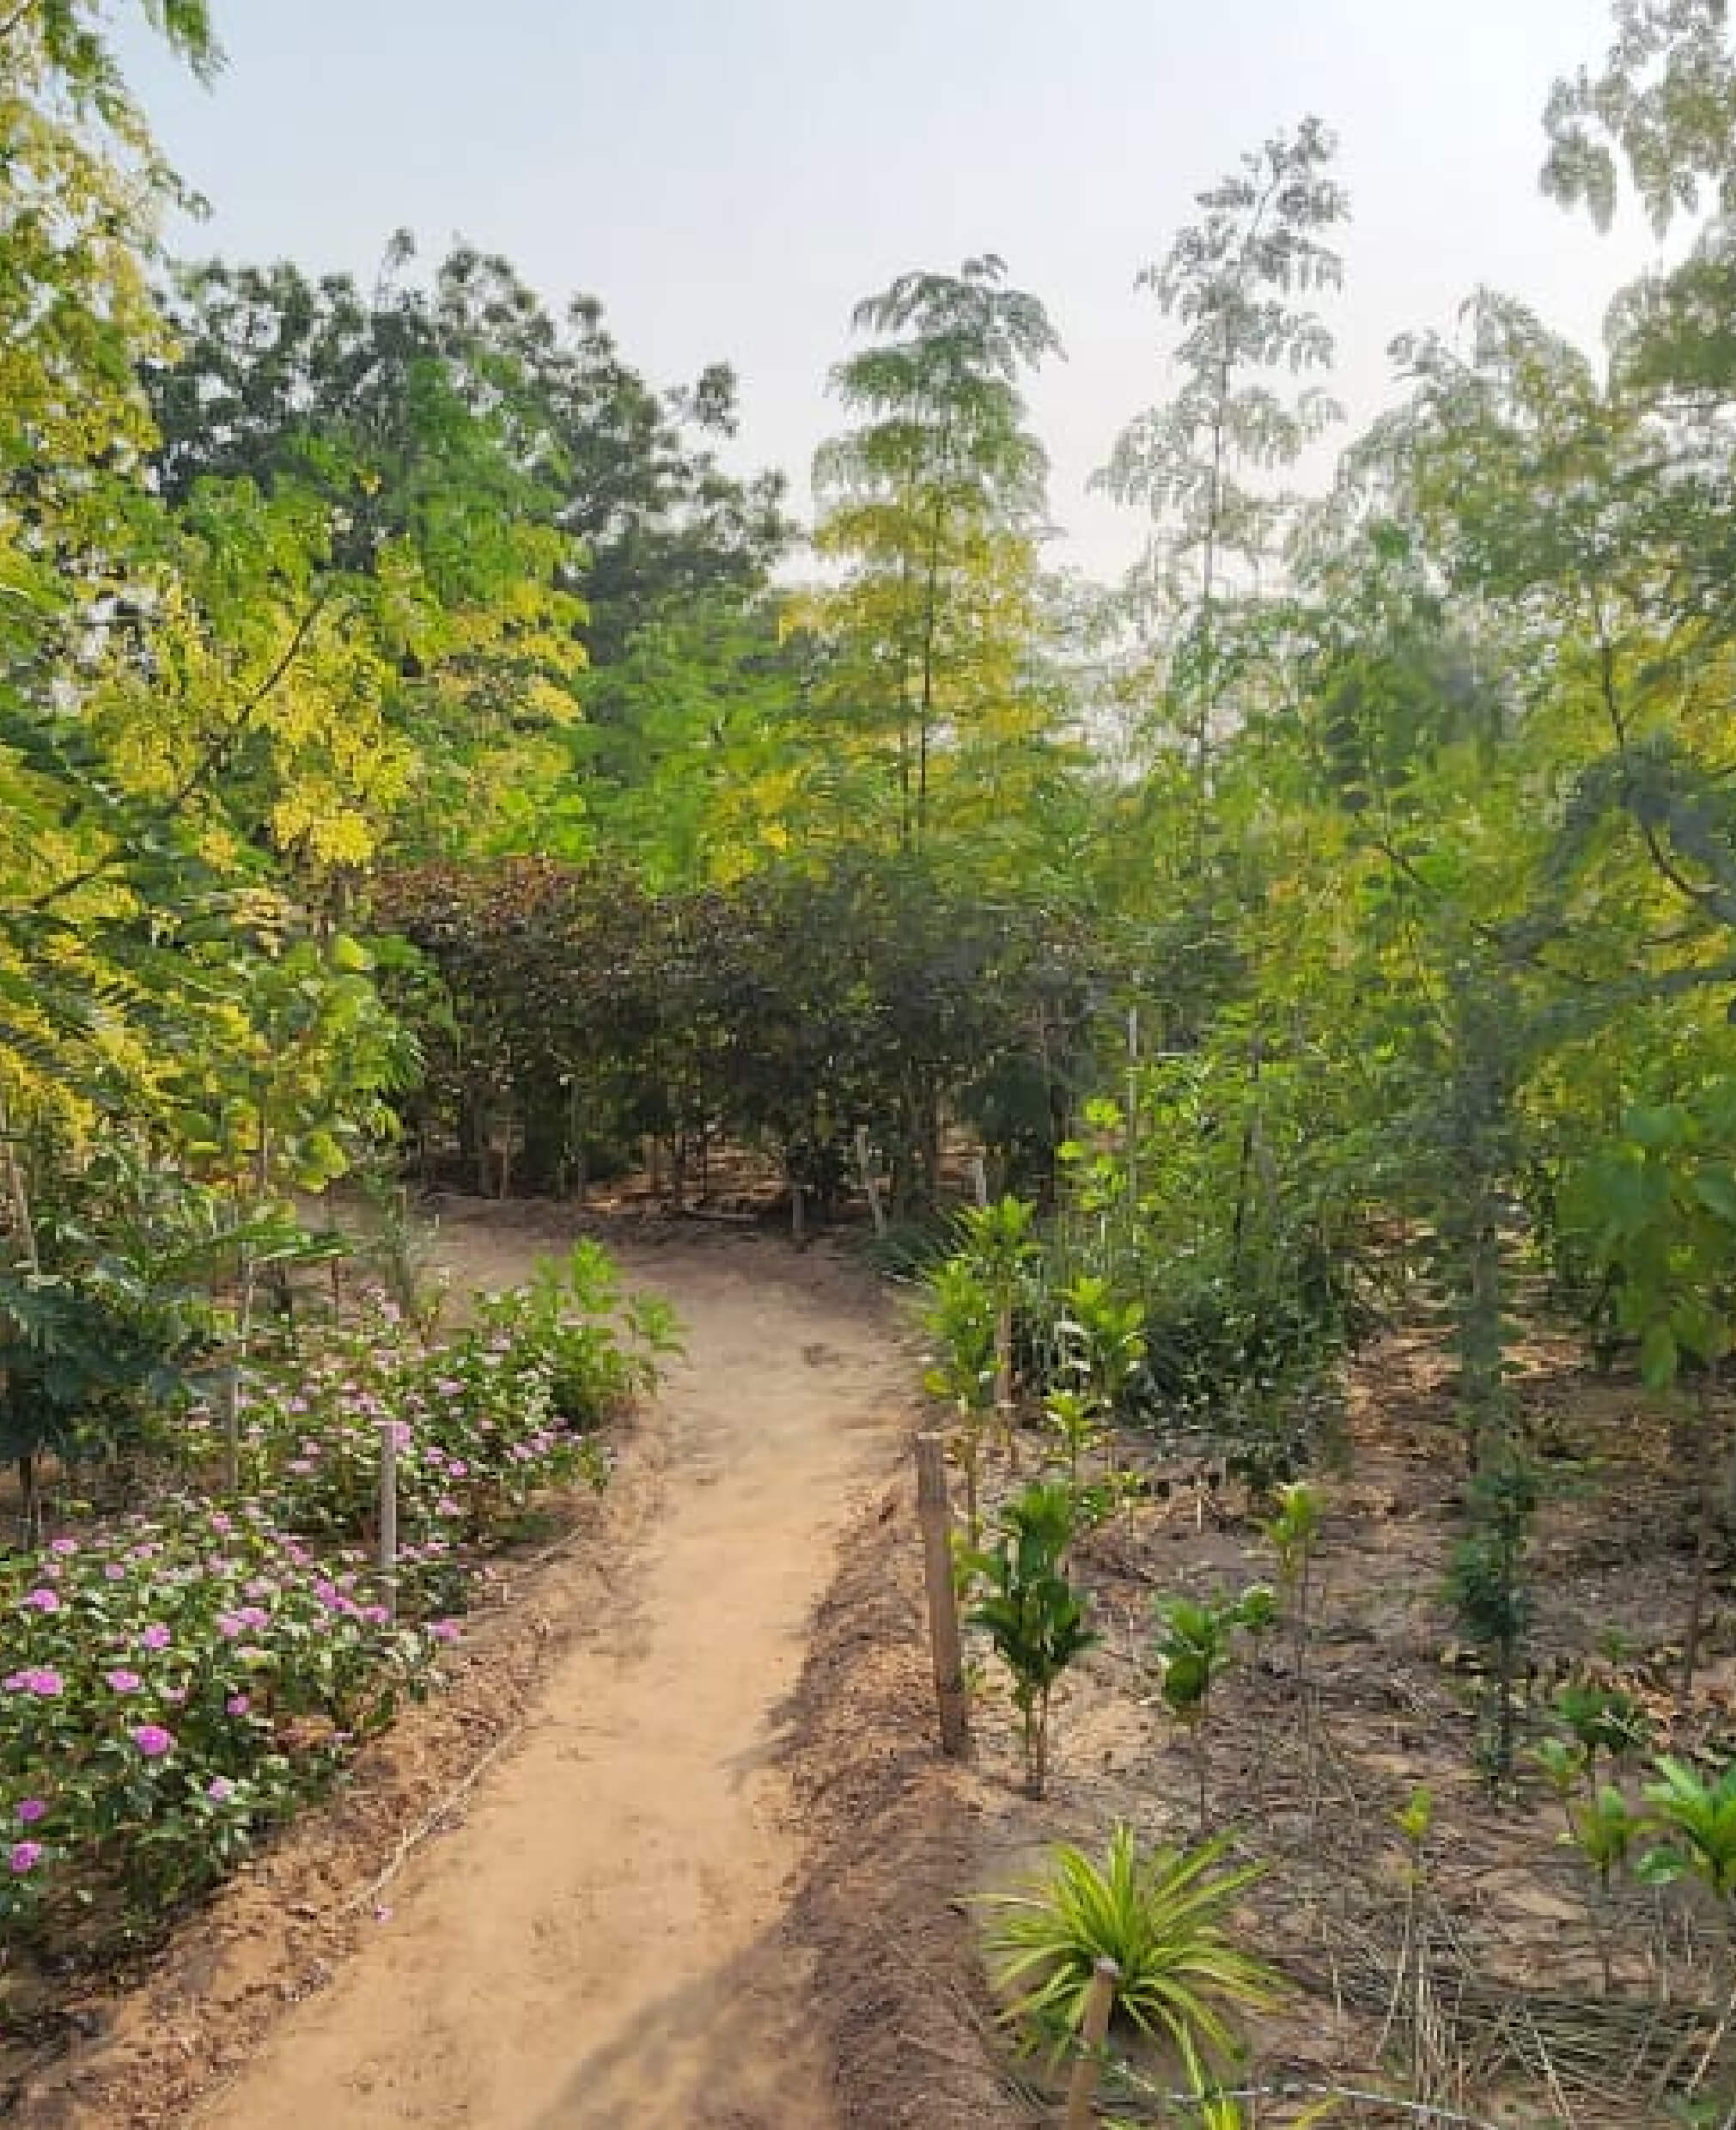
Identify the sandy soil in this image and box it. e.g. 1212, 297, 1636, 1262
191, 1209, 911, 2130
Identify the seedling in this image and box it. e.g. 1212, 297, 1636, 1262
965, 1483, 1097, 1796
1258, 1480, 1323, 1684
1154, 1587, 1272, 1833
955, 1195, 1040, 1468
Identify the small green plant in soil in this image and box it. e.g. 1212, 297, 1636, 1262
1554, 1675, 1652, 1782
1044, 1387, 1106, 1490
954, 1195, 1040, 1466
1258, 1480, 1322, 1684
1154, 1588, 1273, 1833
923, 1255, 998, 1545
1570, 1783, 1643, 1997
980, 1822, 1280, 2074
1054, 1271, 1148, 1419
965, 1482, 1096, 1797
1444, 1456, 1538, 1785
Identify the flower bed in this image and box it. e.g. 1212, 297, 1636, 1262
0, 1505, 442, 1935
0, 1239, 676, 1968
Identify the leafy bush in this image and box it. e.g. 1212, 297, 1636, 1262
235, 1244, 676, 1575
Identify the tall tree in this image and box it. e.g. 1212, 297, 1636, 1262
809, 255, 1062, 850
1098, 120, 1349, 828
146, 243, 793, 857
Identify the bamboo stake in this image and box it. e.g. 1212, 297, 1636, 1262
379, 1419, 399, 1620
915, 1432, 969, 1758
1063, 1958, 1120, 2129
856, 1126, 888, 1237
971, 1152, 990, 1208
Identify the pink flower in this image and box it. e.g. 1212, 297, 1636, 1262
225, 1693, 251, 1717
25, 1669, 62, 1698
130, 1724, 174, 1759
428, 1620, 461, 1645
22, 1588, 60, 1614
206, 1777, 235, 1802
104, 1564, 127, 1582
15, 1799, 46, 1825
9, 1841, 42, 1875
140, 1624, 171, 1652
104, 1669, 143, 1694
48, 1538, 78, 1557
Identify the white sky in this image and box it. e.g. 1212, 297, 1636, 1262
121, 0, 1666, 580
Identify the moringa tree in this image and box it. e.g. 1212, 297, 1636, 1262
1098, 120, 1349, 838
809, 255, 1061, 851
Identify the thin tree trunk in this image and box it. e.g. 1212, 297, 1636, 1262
1684, 1373, 1720, 1700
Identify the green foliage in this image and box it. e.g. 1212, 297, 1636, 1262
965, 1483, 1097, 1796
1445, 1458, 1539, 1783
923, 1260, 997, 1412
808, 255, 1064, 853
1554, 1677, 1653, 1778
1154, 1587, 1274, 1830
1640, 1757, 1736, 1907
378, 853, 1090, 1208
1573, 1782, 1643, 1895
0, 1500, 443, 1947
980, 1822, 1280, 2070
1098, 117, 1348, 808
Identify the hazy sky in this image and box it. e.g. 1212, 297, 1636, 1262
121, 0, 1663, 579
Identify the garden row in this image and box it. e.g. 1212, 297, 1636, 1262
0, 1238, 675, 1988
922, 1197, 1736, 2124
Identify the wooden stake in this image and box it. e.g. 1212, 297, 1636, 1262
971, 1151, 990, 1208
856, 1126, 887, 1238
379, 1419, 399, 1620
914, 1432, 970, 1758
1063, 1958, 1121, 2130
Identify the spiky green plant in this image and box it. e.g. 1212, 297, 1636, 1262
1640, 1757, 1736, 1907
1568, 1784, 1642, 1996
981, 1824, 1280, 2072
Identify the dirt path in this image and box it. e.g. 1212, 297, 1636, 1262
197, 1211, 912, 2129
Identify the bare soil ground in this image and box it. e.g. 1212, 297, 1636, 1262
949, 1329, 1736, 2127
11, 1200, 984, 2130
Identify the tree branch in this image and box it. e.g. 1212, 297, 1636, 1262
30, 588, 335, 914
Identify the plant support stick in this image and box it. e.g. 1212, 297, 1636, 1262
915, 1432, 970, 1758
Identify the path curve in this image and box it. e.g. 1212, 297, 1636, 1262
198, 1219, 909, 2129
